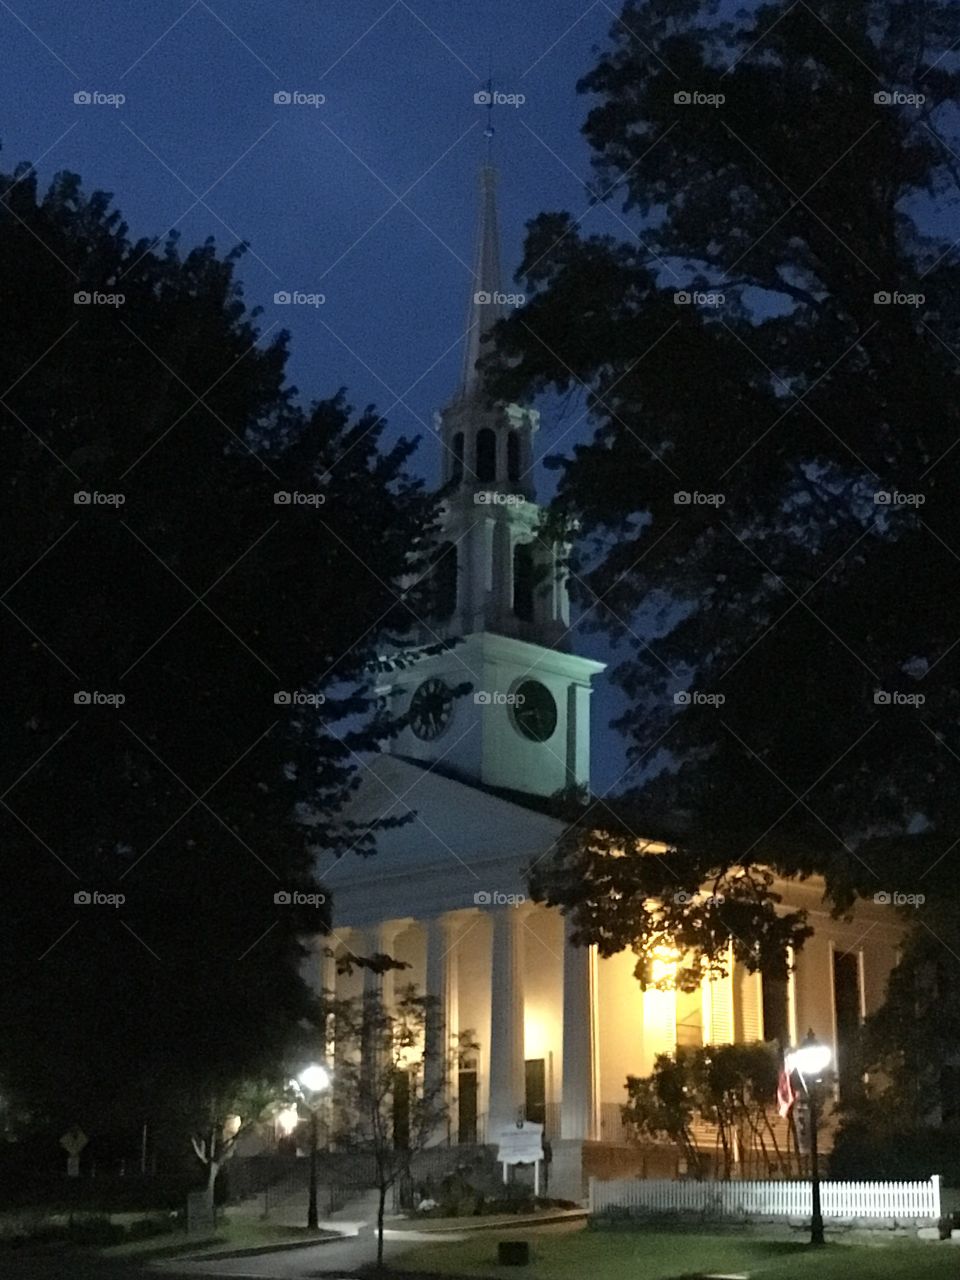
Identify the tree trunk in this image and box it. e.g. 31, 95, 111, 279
377, 1183, 387, 1270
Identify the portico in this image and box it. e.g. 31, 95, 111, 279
314, 747, 904, 1171
315, 897, 601, 1147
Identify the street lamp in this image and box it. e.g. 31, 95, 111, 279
295, 1063, 331, 1230
788, 1030, 832, 1247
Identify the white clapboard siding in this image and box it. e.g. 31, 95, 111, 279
589, 1175, 943, 1222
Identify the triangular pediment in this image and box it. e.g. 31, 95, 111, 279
321, 754, 567, 924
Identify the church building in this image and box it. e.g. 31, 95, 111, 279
309, 161, 903, 1202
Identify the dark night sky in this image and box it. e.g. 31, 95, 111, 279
0, 0, 653, 792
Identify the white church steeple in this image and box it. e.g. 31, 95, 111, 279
384, 156, 604, 797
434, 161, 567, 649
459, 162, 506, 399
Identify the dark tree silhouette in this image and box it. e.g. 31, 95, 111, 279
0, 161, 440, 1155
484, 0, 960, 973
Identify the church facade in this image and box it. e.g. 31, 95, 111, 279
308, 163, 903, 1201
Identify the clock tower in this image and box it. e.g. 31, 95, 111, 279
382, 161, 604, 798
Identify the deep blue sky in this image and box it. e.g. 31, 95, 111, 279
1, 0, 643, 792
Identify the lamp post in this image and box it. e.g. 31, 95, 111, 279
296, 1063, 331, 1231
788, 1030, 832, 1247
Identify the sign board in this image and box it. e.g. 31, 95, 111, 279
497, 1121, 544, 1165
60, 1126, 88, 1156
66, 1156, 80, 1178
186, 1190, 216, 1235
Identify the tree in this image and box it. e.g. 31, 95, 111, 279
623, 1050, 702, 1175
485, 0, 960, 971
188, 1078, 293, 1200
329, 985, 451, 1269
624, 1042, 795, 1179
0, 160, 440, 1152
829, 902, 960, 1178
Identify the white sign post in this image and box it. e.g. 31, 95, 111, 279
496, 1121, 545, 1197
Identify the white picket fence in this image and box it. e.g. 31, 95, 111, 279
589, 1175, 944, 1223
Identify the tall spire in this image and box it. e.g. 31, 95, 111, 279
459, 159, 506, 399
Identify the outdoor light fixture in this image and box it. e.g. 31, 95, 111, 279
297, 1063, 331, 1094
788, 1030, 832, 1246
294, 1063, 332, 1230
788, 1032, 832, 1079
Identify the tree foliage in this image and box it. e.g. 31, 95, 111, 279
188, 1077, 294, 1195
624, 1042, 797, 1179
329, 985, 452, 1268
0, 161, 439, 1146
836, 904, 960, 1132
489, 0, 960, 971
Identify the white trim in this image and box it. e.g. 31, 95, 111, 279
786, 945, 799, 1046
471, 630, 605, 679
828, 938, 839, 1065
856, 945, 867, 1020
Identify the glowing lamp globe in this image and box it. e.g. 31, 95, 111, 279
297, 1063, 330, 1094
790, 1031, 832, 1078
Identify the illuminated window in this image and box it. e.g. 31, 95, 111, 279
676, 985, 703, 1048
647, 944, 680, 986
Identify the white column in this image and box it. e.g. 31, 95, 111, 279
301, 934, 331, 998
560, 917, 598, 1140
359, 922, 402, 1093
467, 519, 492, 631
424, 914, 460, 1143
495, 521, 513, 622
319, 942, 337, 1064
319, 942, 337, 996
377, 920, 403, 1014
357, 927, 379, 1098
520, 423, 534, 491
488, 908, 526, 1137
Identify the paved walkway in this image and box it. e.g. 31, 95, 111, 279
147, 1190, 584, 1278
150, 1225, 467, 1278
229, 1187, 381, 1232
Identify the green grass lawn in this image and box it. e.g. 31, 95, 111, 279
101, 1216, 334, 1260
392, 1223, 960, 1280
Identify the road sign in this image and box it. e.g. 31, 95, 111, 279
66, 1156, 80, 1178
60, 1126, 88, 1156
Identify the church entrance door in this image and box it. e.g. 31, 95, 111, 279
524, 1058, 546, 1127
458, 1069, 478, 1143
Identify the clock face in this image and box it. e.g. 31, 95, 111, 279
511, 680, 558, 743
409, 677, 453, 741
